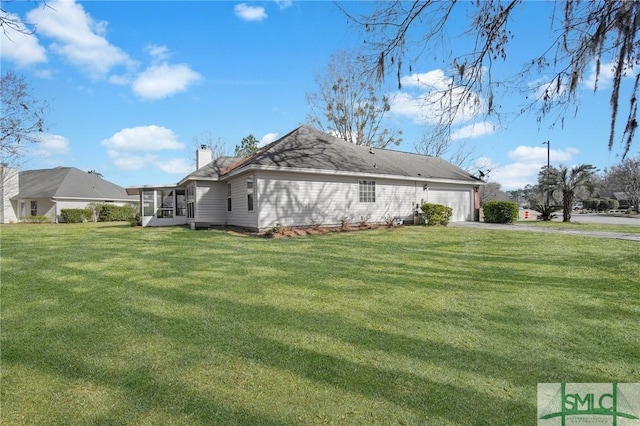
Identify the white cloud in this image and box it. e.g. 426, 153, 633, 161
507, 145, 579, 163
485, 145, 581, 190
584, 60, 616, 91
400, 70, 451, 91
27, 0, 134, 77
101, 124, 192, 173
0, 13, 47, 67
235, 3, 268, 21
23, 2, 200, 99
450, 122, 494, 141
275, 0, 293, 10
30, 134, 70, 157
105, 150, 192, 174
156, 158, 193, 174
106, 151, 158, 171
260, 132, 279, 146
101, 125, 185, 151
133, 63, 202, 100
489, 161, 544, 191
146, 44, 170, 62
390, 69, 483, 127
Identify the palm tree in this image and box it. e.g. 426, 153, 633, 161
547, 164, 597, 222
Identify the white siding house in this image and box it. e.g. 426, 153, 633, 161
127, 126, 483, 230
1, 166, 138, 224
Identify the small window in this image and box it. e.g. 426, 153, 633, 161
359, 180, 375, 203
30, 200, 38, 216
247, 177, 254, 212
227, 183, 232, 212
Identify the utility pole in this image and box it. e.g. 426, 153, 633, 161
542, 140, 550, 207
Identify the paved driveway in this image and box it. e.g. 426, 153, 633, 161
563, 213, 640, 226
451, 216, 640, 241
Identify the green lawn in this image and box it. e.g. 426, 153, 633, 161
1, 223, 638, 425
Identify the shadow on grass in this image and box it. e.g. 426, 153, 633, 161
2, 225, 639, 424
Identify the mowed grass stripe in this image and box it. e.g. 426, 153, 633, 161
1, 223, 638, 425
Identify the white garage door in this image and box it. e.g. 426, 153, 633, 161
428, 189, 472, 222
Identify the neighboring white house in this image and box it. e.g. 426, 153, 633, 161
127, 126, 484, 230
0, 165, 137, 223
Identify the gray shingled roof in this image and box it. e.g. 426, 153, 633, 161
179, 156, 243, 184
222, 126, 481, 183
13, 167, 136, 201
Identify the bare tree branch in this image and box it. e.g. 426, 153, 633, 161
342, 0, 640, 158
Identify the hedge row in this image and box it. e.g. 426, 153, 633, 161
483, 201, 518, 223
60, 208, 92, 223
582, 198, 620, 210
93, 204, 137, 222
60, 203, 138, 224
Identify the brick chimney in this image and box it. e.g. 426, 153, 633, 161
196, 145, 212, 170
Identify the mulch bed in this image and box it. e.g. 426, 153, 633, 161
213, 224, 397, 238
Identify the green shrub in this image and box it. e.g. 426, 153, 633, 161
60, 208, 92, 223
129, 212, 141, 227
584, 198, 618, 211
92, 203, 137, 222
483, 201, 519, 223
603, 199, 619, 210
533, 204, 561, 221
583, 199, 598, 210
420, 203, 452, 226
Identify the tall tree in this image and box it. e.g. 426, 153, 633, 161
306, 50, 402, 148
234, 134, 259, 157
341, 1, 640, 157
544, 164, 598, 222
0, 71, 48, 168
604, 155, 640, 212
479, 181, 508, 205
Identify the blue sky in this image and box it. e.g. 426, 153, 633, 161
2, 0, 637, 190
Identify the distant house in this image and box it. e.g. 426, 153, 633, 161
595, 189, 634, 209
127, 126, 484, 230
0, 165, 137, 224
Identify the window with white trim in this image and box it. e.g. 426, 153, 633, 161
359, 180, 376, 203
227, 183, 232, 212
